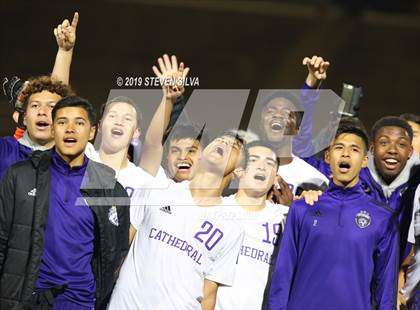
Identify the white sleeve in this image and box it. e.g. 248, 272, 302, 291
133, 165, 171, 190
266, 201, 289, 215
403, 185, 420, 299
130, 188, 150, 229
84, 142, 101, 162
407, 185, 420, 243
154, 166, 170, 185
403, 246, 420, 300
131, 166, 156, 188
204, 224, 245, 286
129, 173, 173, 228
408, 220, 415, 244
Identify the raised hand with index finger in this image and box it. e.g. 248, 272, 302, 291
54, 12, 79, 52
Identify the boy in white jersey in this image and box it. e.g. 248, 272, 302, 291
139, 54, 203, 184
217, 141, 289, 310
84, 95, 163, 200
85, 54, 189, 195
108, 132, 246, 310
161, 124, 208, 182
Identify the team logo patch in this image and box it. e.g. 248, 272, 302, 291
355, 210, 371, 228
28, 188, 37, 197
108, 206, 119, 226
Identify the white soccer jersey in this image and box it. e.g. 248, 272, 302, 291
404, 185, 420, 300
216, 195, 288, 310
407, 185, 420, 244
84, 143, 167, 197
115, 162, 173, 197
108, 180, 245, 310
278, 155, 329, 195
84, 142, 99, 162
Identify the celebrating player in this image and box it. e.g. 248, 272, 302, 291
161, 124, 208, 182
258, 56, 331, 196
305, 117, 416, 254
216, 140, 289, 309
0, 12, 79, 177
269, 121, 399, 309
108, 131, 246, 310
84, 54, 190, 197
139, 54, 196, 183
0, 96, 130, 309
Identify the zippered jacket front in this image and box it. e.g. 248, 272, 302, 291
268, 181, 399, 310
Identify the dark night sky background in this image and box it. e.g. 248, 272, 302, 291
1, 0, 419, 137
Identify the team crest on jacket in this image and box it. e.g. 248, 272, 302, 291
355, 210, 371, 228
108, 206, 119, 226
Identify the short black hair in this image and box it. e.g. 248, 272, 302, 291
333, 117, 369, 151
164, 124, 209, 147
162, 124, 209, 175
52, 96, 97, 125
244, 140, 280, 168
100, 96, 143, 129
400, 113, 420, 125
371, 116, 413, 143
260, 90, 304, 128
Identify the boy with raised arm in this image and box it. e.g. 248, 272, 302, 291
258, 56, 331, 196
0, 12, 78, 177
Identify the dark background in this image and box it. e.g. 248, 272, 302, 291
1, 0, 419, 137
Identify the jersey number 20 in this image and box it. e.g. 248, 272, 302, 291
194, 221, 224, 251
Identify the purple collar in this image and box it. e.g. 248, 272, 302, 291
51, 149, 89, 176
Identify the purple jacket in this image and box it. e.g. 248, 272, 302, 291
291, 83, 319, 158
0, 136, 31, 179
268, 181, 398, 310
303, 157, 420, 261
304, 157, 412, 214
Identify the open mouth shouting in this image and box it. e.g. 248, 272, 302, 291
63, 136, 78, 147
338, 160, 351, 174
211, 143, 228, 158
254, 173, 267, 182
110, 127, 124, 137
176, 161, 192, 172
35, 120, 50, 131
216, 146, 225, 156
270, 119, 284, 132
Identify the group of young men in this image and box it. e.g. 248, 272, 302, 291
0, 12, 419, 310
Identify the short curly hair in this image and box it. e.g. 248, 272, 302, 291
22, 75, 74, 110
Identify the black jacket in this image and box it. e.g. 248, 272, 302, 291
0, 150, 130, 309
